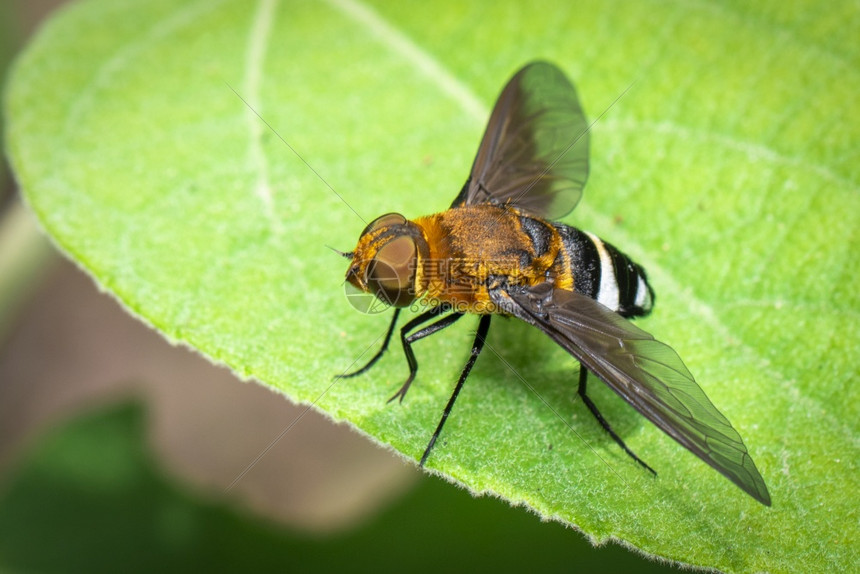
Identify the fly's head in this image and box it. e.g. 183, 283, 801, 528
345, 213, 429, 308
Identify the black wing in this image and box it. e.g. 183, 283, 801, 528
450, 61, 589, 220
490, 283, 771, 506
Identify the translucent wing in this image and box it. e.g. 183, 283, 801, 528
450, 61, 589, 220
490, 283, 771, 505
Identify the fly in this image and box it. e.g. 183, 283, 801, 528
338, 62, 771, 506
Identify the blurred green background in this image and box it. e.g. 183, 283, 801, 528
0, 2, 681, 572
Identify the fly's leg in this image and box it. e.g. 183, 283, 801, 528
337, 309, 401, 379
578, 366, 657, 475
419, 314, 491, 466
389, 306, 463, 403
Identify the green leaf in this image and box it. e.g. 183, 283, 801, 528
5, 0, 858, 572
0, 2, 22, 196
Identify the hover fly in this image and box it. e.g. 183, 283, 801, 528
339, 62, 771, 505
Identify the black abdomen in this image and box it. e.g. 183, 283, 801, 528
554, 223, 654, 318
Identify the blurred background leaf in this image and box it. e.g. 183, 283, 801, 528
0, 400, 676, 573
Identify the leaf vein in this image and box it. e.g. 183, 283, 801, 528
324, 0, 486, 121
603, 119, 859, 192
243, 0, 281, 235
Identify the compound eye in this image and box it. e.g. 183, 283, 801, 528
366, 235, 416, 307
361, 213, 407, 237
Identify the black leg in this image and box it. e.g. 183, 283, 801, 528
338, 305, 462, 403
337, 308, 402, 379
419, 314, 492, 467
389, 308, 463, 403
578, 366, 656, 475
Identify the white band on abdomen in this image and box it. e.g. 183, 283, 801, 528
584, 231, 619, 311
